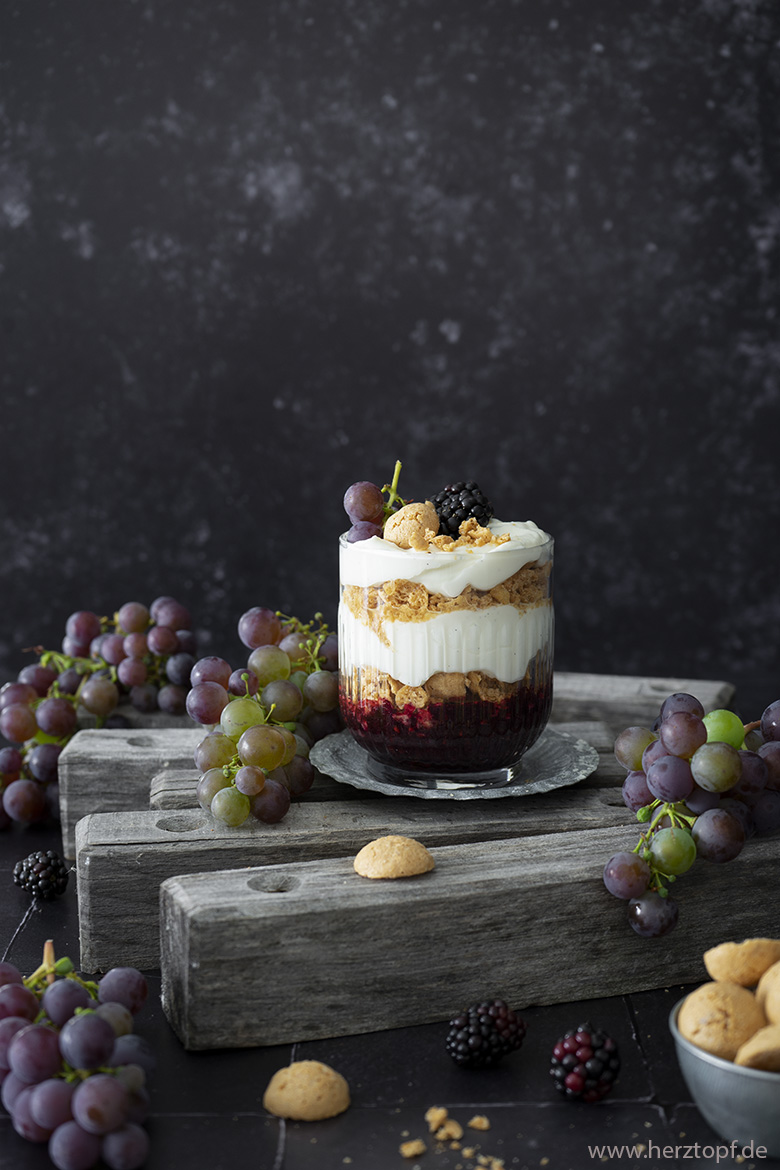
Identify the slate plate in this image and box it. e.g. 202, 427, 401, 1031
310, 726, 599, 799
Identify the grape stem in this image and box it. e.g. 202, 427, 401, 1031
381, 460, 407, 520
633, 800, 696, 897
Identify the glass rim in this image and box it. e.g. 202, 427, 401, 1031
339, 531, 554, 555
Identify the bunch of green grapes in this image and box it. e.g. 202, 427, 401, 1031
0, 597, 195, 830
186, 607, 342, 827
604, 693, 780, 937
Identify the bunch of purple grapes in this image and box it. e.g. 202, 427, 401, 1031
0, 952, 153, 1170
185, 606, 343, 827
0, 596, 195, 831
604, 693, 780, 937
343, 459, 405, 542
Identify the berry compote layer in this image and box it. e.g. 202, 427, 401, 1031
339, 656, 553, 772
338, 513, 554, 777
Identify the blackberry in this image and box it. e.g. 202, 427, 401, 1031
13, 849, 70, 901
549, 1022, 620, 1102
445, 998, 527, 1068
431, 481, 494, 537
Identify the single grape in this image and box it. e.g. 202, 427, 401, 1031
165, 652, 195, 687
101, 1121, 150, 1170
117, 659, 147, 689
703, 708, 747, 750
343, 480, 384, 524
692, 808, 745, 862
151, 598, 191, 631
275, 726, 298, 766
11, 1083, 53, 1141
760, 699, 780, 743
79, 677, 119, 718
346, 520, 383, 542
720, 797, 755, 838
27, 743, 63, 784
48, 1119, 103, 1170
210, 786, 251, 826
89, 635, 106, 660
37, 696, 77, 742
690, 741, 742, 792
62, 635, 91, 658
261, 679, 303, 722
146, 624, 179, 655
318, 633, 339, 671
194, 732, 236, 773
0, 961, 23, 989
0, 681, 38, 710
234, 765, 266, 796
246, 645, 291, 687
731, 750, 768, 806
237, 724, 286, 771
751, 789, 780, 836
157, 684, 187, 715
603, 852, 652, 900
116, 602, 150, 634
0, 702, 39, 743
94, 1002, 134, 1037
3, 779, 47, 825
0, 1016, 30, 1067
302, 670, 339, 713
113, 1063, 145, 1092
72, 1073, 131, 1135
220, 696, 267, 741
42, 978, 92, 1027
658, 711, 707, 758
98, 968, 148, 1016
190, 656, 232, 688
301, 708, 342, 741
1, 1068, 27, 1112
17, 663, 58, 696
659, 693, 705, 721
237, 607, 283, 650
283, 755, 315, 796
614, 727, 657, 771
99, 634, 127, 667
250, 778, 291, 823
129, 684, 159, 713
58, 1013, 117, 1070
647, 826, 697, 875
186, 681, 230, 726
684, 784, 721, 814
758, 741, 780, 789
645, 756, 694, 803
228, 668, 259, 697
627, 891, 679, 937
8, 1023, 63, 1084
122, 632, 148, 660
196, 768, 232, 809
0, 745, 24, 775
66, 610, 102, 645
110, 1033, 156, 1075
30, 1078, 76, 1130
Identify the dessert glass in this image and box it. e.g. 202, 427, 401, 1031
337, 523, 554, 786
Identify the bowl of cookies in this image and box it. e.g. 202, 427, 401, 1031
669, 938, 780, 1157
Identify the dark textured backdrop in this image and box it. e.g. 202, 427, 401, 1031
1, 0, 778, 707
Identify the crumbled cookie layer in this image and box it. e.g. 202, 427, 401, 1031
341, 665, 526, 712
341, 560, 550, 648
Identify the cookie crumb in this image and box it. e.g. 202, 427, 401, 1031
424, 1106, 448, 1132
436, 1119, 463, 1142
400, 1138, 427, 1159
468, 1115, 491, 1131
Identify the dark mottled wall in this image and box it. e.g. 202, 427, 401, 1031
1, 0, 778, 703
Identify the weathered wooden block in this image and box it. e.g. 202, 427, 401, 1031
549, 673, 733, 725
77, 771, 629, 971
59, 727, 202, 858
160, 829, 780, 1049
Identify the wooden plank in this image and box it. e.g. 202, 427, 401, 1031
148, 721, 624, 811
550, 672, 734, 726
58, 727, 202, 858
77, 778, 633, 971
159, 829, 780, 1049
59, 673, 734, 857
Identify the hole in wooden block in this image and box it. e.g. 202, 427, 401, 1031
155, 813, 208, 833
245, 873, 301, 894
126, 735, 156, 748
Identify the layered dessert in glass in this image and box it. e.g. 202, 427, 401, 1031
338, 486, 553, 782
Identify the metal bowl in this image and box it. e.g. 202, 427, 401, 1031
670, 999, 780, 1157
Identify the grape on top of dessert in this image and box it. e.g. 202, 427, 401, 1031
338, 463, 554, 775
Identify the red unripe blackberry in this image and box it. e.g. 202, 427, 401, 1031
549, 1023, 620, 1102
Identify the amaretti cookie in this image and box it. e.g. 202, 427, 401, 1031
262, 1060, 350, 1120
677, 981, 766, 1061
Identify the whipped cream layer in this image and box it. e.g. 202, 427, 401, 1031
339, 518, 552, 599
338, 602, 553, 687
